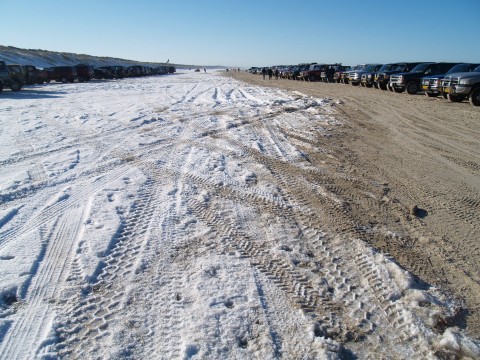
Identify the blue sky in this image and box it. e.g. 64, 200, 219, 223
1, 0, 479, 67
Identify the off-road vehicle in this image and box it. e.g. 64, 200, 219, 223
23, 65, 48, 85
422, 63, 479, 97
299, 64, 324, 82
75, 64, 94, 82
349, 64, 382, 86
0, 61, 24, 92
389, 62, 458, 94
45, 66, 78, 83
441, 65, 480, 106
375, 62, 422, 90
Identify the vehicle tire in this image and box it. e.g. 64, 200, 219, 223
61, 77, 67, 83
441, 93, 448, 99
378, 83, 387, 90
360, 82, 365, 87
406, 81, 419, 94
366, 83, 373, 88
469, 87, 480, 106
308, 75, 315, 82
387, 84, 394, 92
10, 81, 22, 91
78, 77, 85, 82
0, 83, 3, 94
45, 79, 51, 84
425, 92, 437, 97
373, 83, 379, 89
393, 87, 404, 93
69, 78, 75, 83
447, 93, 465, 102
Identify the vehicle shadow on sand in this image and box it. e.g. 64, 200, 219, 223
1, 89, 66, 99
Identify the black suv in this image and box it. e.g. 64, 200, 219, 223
23, 65, 48, 85
374, 63, 422, 90
0, 61, 24, 92
389, 62, 458, 94
75, 64, 94, 82
45, 66, 78, 83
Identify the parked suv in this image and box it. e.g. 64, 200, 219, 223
45, 66, 78, 83
299, 64, 324, 82
75, 64, 94, 82
422, 63, 479, 97
442, 65, 480, 106
375, 63, 422, 90
0, 61, 24, 92
349, 64, 382, 86
389, 62, 458, 94
23, 65, 48, 85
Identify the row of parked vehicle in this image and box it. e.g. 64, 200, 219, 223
248, 62, 480, 107
0, 61, 176, 94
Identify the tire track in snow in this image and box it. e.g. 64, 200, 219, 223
0, 202, 88, 359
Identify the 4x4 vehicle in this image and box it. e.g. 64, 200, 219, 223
341, 65, 364, 84
389, 62, 458, 94
349, 64, 382, 86
45, 66, 77, 83
299, 64, 324, 81
422, 63, 479, 97
375, 62, 422, 90
333, 65, 349, 83
0, 61, 24, 92
441, 65, 480, 106
75, 64, 94, 82
23, 65, 48, 85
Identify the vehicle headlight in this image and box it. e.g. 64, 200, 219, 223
459, 79, 470, 85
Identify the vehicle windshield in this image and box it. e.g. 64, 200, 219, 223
446, 64, 471, 74
411, 63, 432, 72
364, 65, 380, 72
378, 64, 393, 72
474, 66, 480, 72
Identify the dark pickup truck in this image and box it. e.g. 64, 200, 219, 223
375, 62, 422, 90
421, 63, 479, 97
0, 61, 24, 92
23, 65, 48, 85
75, 64, 94, 82
45, 66, 78, 83
389, 62, 458, 94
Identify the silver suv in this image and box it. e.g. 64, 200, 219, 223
442, 65, 480, 106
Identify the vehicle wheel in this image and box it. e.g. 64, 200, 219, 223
37, 80, 44, 85
78, 77, 85, 82
365, 83, 373, 88
61, 77, 67, 83
69, 78, 75, 83
0, 83, 3, 93
425, 92, 437, 97
378, 83, 386, 90
308, 75, 315, 82
469, 87, 480, 106
373, 83, 379, 89
360, 82, 365, 87
10, 81, 22, 91
441, 93, 448, 99
45, 79, 51, 84
393, 87, 404, 93
406, 81, 419, 94
447, 93, 465, 102
387, 84, 394, 92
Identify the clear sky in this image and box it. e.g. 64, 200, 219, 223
1, 0, 479, 67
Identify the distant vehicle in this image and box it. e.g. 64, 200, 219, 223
299, 64, 325, 82
389, 62, 458, 94
45, 66, 77, 83
194, 68, 200, 72
0, 60, 24, 92
348, 64, 383, 86
441, 65, 480, 106
421, 63, 479, 97
375, 63, 422, 90
75, 64, 94, 82
23, 65, 48, 85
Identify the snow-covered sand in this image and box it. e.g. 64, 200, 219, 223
0, 71, 478, 359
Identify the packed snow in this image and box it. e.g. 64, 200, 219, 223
0, 71, 478, 359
